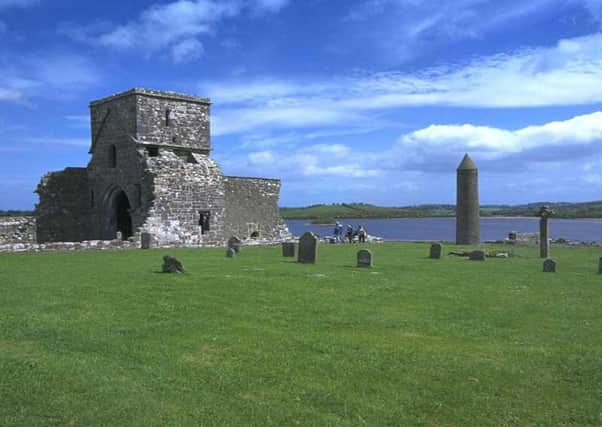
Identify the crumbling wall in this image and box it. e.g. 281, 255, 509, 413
35, 167, 91, 242
135, 90, 211, 153
88, 94, 147, 240
0, 216, 36, 244
224, 177, 289, 240
141, 151, 226, 246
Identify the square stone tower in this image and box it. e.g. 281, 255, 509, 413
36, 88, 289, 245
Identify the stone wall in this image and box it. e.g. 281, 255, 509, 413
35, 167, 92, 243
87, 108, 147, 241
30, 88, 288, 249
141, 151, 226, 246
135, 90, 211, 153
0, 239, 136, 253
0, 216, 36, 244
224, 177, 290, 240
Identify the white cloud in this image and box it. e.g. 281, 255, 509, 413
250, 0, 289, 12
25, 137, 89, 147
229, 144, 383, 179
205, 32, 602, 135
171, 38, 204, 63
220, 110, 602, 195
399, 111, 602, 157
0, 0, 38, 9
74, 0, 288, 63
307, 144, 351, 158
0, 53, 101, 103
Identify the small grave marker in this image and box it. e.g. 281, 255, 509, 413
298, 232, 318, 264
282, 242, 295, 257
357, 249, 373, 268
141, 232, 151, 249
468, 250, 486, 261
227, 236, 242, 254
543, 258, 556, 273
162, 255, 184, 273
430, 243, 442, 259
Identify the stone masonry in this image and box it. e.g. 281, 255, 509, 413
35, 88, 290, 246
0, 216, 36, 243
456, 153, 480, 245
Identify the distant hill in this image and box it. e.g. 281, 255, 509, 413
0, 210, 34, 217
280, 202, 602, 222
5, 201, 602, 221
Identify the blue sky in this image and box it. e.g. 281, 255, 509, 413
2, 0, 602, 209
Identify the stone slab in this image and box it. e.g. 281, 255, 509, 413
357, 249, 373, 268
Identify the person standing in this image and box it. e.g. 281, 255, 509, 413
346, 224, 354, 243
333, 221, 341, 242
358, 225, 367, 243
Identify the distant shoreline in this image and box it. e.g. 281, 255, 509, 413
292, 216, 602, 225
281, 202, 602, 221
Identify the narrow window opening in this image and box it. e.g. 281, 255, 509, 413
165, 109, 171, 127
187, 153, 197, 164
147, 146, 159, 157
199, 210, 210, 234
90, 190, 95, 208
110, 145, 117, 168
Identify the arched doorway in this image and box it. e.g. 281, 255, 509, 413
114, 190, 132, 240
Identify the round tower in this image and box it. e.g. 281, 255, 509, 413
456, 153, 480, 245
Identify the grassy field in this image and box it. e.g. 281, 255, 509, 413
1, 242, 601, 426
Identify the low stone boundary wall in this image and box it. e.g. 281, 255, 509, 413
0, 240, 137, 253
0, 216, 37, 244
0, 237, 283, 253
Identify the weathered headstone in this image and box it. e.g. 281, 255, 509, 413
543, 258, 556, 273
226, 247, 236, 258
298, 232, 318, 264
162, 255, 184, 273
282, 241, 295, 257
116, 231, 123, 241
227, 236, 242, 254
537, 206, 554, 259
141, 232, 152, 249
357, 249, 373, 268
598, 257, 602, 274
429, 243, 442, 259
468, 250, 486, 261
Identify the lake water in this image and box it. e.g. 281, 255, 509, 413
285, 217, 602, 242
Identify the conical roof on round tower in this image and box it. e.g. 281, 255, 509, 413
457, 153, 477, 170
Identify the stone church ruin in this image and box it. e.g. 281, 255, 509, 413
35, 88, 289, 247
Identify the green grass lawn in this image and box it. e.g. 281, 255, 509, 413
1, 243, 601, 426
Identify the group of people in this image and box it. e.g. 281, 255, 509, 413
333, 221, 368, 243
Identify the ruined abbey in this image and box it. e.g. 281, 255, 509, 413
35, 88, 289, 247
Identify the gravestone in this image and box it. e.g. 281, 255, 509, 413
227, 236, 242, 254
282, 242, 295, 257
226, 247, 236, 258
141, 232, 152, 249
162, 255, 184, 273
543, 258, 556, 273
429, 243, 442, 259
116, 231, 123, 241
537, 206, 554, 258
357, 249, 373, 268
298, 232, 318, 264
468, 250, 486, 261
598, 257, 602, 274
